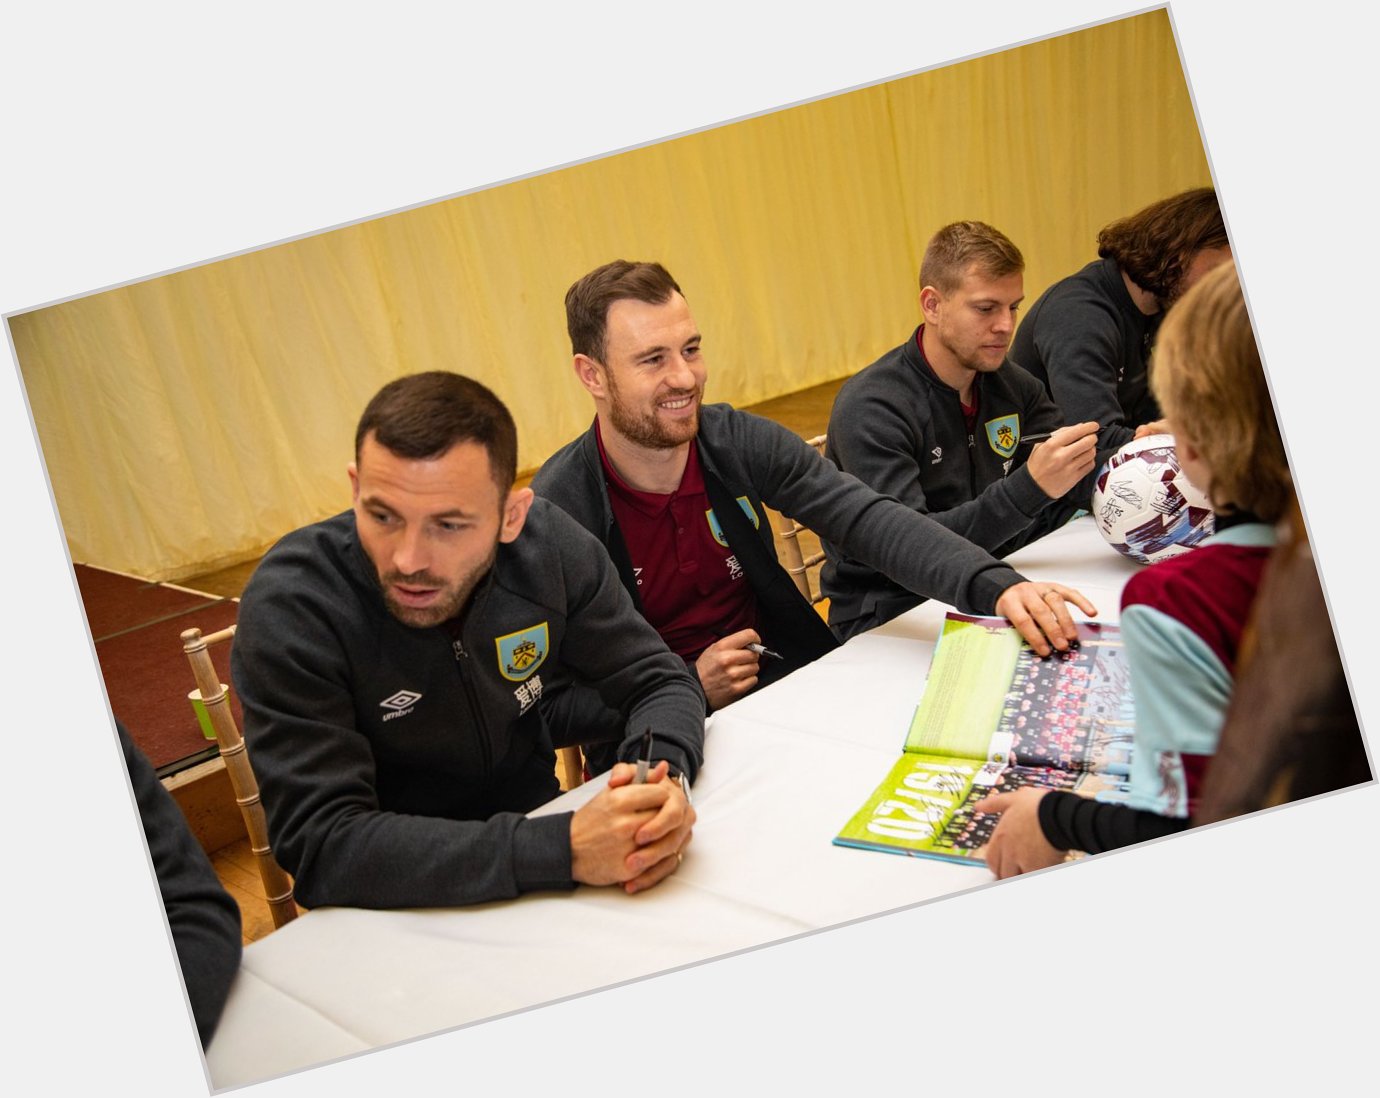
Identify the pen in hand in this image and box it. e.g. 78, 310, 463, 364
1019, 423, 1100, 447
746, 642, 782, 660
634, 728, 653, 784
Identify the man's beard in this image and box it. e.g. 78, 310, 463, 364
377, 545, 497, 628
606, 373, 700, 450
935, 326, 1005, 374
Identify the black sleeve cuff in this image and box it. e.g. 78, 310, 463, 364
613, 740, 694, 784
513, 812, 577, 892
1038, 790, 1191, 855
685, 655, 715, 716
968, 565, 1025, 615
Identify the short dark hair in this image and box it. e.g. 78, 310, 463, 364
920, 221, 1024, 294
354, 371, 517, 490
565, 260, 683, 361
1097, 187, 1227, 305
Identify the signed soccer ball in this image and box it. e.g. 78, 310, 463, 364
1091, 434, 1214, 565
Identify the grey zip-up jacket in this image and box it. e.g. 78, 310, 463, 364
532, 404, 1027, 656
1009, 257, 1163, 453
231, 500, 704, 910
119, 719, 241, 1045
823, 329, 1094, 634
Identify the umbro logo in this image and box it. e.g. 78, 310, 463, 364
380, 689, 422, 721
930, 446, 943, 464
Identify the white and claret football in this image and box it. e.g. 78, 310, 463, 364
1091, 434, 1214, 565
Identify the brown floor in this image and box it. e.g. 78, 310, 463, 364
211, 840, 291, 945
187, 375, 848, 941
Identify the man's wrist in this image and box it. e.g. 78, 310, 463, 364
647, 743, 693, 784
517, 812, 579, 890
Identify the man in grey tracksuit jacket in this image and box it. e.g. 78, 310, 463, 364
533, 259, 1094, 759
1008, 257, 1162, 454
1009, 189, 1231, 452
535, 403, 1032, 697
233, 372, 703, 911
233, 502, 703, 910
823, 328, 1097, 638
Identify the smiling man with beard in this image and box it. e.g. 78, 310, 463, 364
231, 372, 702, 910
533, 261, 1096, 751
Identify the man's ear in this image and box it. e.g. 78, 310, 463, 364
573, 354, 606, 399
347, 461, 360, 504
499, 487, 535, 544
919, 286, 943, 324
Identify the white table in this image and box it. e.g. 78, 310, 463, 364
205, 517, 1138, 1088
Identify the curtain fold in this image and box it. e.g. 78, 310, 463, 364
12, 10, 1208, 580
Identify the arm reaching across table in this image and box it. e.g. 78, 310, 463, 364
994, 581, 1098, 657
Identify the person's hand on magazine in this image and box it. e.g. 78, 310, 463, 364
994, 581, 1096, 657
974, 788, 1066, 879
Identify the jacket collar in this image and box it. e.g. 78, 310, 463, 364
580, 410, 732, 512
901, 325, 978, 399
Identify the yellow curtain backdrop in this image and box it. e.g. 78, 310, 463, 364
12, 10, 1208, 581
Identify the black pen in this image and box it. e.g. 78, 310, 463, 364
1018, 431, 1054, 446
746, 642, 783, 660
634, 728, 653, 784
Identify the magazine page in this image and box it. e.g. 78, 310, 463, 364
901, 614, 1022, 762
833, 751, 1128, 866
903, 613, 1135, 778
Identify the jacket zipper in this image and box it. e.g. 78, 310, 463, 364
450, 581, 496, 779
966, 427, 979, 496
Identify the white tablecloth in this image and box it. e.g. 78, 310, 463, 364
206, 516, 1137, 1088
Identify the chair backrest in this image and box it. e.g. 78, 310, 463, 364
181, 625, 299, 928
557, 745, 584, 790
775, 434, 829, 607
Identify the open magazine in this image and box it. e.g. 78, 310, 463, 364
834, 612, 1135, 866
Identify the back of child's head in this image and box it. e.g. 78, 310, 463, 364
1152, 263, 1291, 522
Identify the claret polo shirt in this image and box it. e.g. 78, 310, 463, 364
596, 422, 758, 660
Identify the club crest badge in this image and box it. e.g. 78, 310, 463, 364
705, 496, 761, 548
495, 622, 549, 682
985, 415, 1021, 459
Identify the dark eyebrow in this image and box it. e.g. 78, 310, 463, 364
633, 325, 701, 361
359, 494, 479, 522
429, 509, 479, 521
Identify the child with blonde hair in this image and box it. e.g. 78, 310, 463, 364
976, 262, 1291, 878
